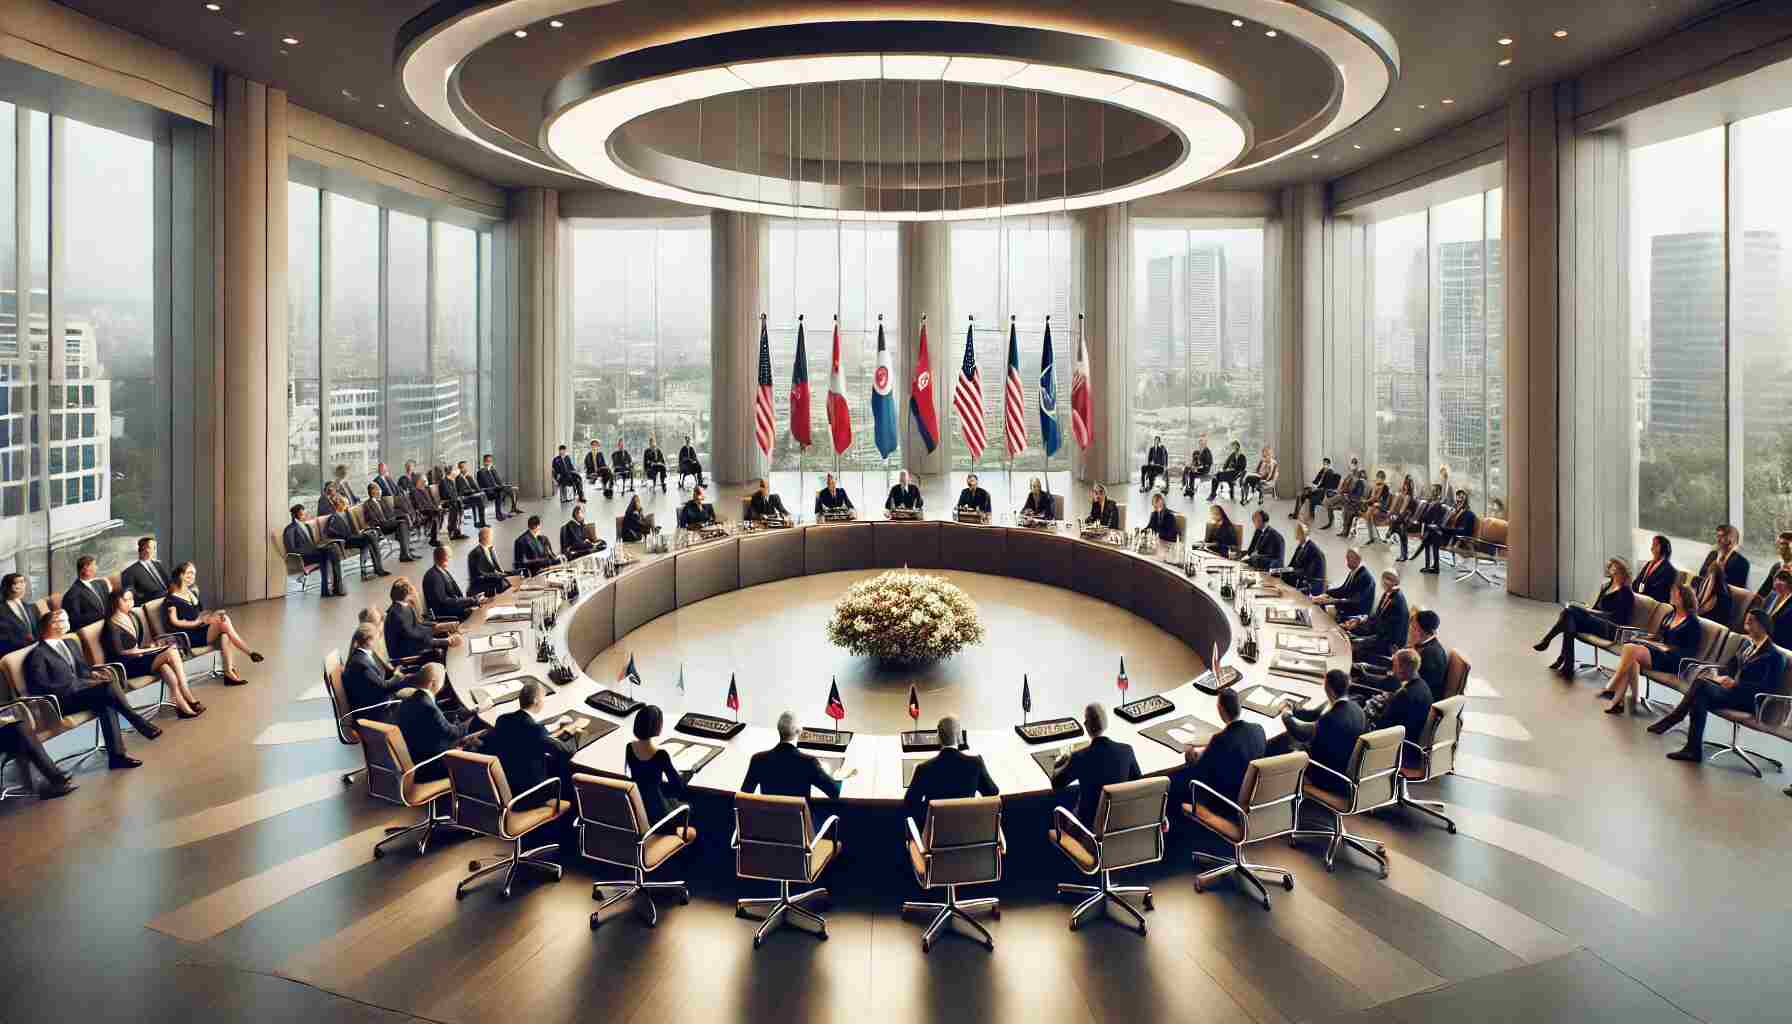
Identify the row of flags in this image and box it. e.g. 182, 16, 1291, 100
753, 313, 1094, 462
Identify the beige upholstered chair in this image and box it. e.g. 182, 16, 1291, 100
445, 749, 571, 900
1449, 517, 1508, 585
1397, 694, 1466, 832
1114, 501, 1128, 532
356, 718, 470, 858
1439, 649, 1472, 701
142, 597, 222, 683
1183, 751, 1308, 909
903, 795, 1004, 952
732, 791, 841, 948
1049, 776, 1169, 934
0, 645, 103, 797
322, 650, 397, 786
1576, 594, 1666, 679
1639, 617, 1729, 711
1292, 726, 1405, 876
1723, 586, 1754, 634
1049, 493, 1066, 521
75, 619, 170, 718
572, 773, 697, 928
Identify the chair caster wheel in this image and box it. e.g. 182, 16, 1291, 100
679, 891, 690, 905
1068, 920, 1079, 932
737, 907, 749, 919
990, 908, 1000, 920
983, 941, 994, 952
1261, 899, 1272, 911
1143, 895, 1154, 911
590, 915, 600, 930
1379, 867, 1390, 880
1283, 876, 1295, 891
1139, 925, 1148, 936
920, 939, 930, 953
753, 937, 763, 949
1325, 863, 1335, 874
818, 930, 828, 941
1447, 823, 1457, 834
456, 890, 467, 901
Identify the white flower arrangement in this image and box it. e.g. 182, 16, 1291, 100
826, 569, 985, 663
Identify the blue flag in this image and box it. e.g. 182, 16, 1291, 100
1039, 316, 1062, 457
870, 317, 898, 459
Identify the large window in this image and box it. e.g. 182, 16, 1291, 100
567, 218, 714, 465
949, 215, 1072, 472
288, 183, 321, 503
1131, 222, 1265, 474
434, 223, 479, 469
1736, 109, 1792, 566
1372, 210, 1430, 484
767, 218, 901, 471
325, 194, 381, 480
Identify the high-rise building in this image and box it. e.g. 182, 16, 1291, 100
1647, 232, 1727, 439
1145, 245, 1228, 377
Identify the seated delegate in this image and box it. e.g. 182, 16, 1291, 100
561, 504, 599, 559
956, 474, 992, 517
814, 475, 854, 517
1312, 548, 1374, 618
903, 715, 998, 826
1085, 484, 1121, 530
748, 479, 792, 521
885, 470, 923, 513
1049, 702, 1140, 829
741, 711, 856, 798
1534, 557, 1634, 678
1267, 669, 1365, 794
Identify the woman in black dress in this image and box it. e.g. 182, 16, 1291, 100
1601, 582, 1701, 714
1534, 558, 1635, 677
619, 494, 648, 543
1199, 504, 1238, 557
163, 561, 264, 685
103, 588, 202, 718
1632, 534, 1677, 603
622, 704, 689, 824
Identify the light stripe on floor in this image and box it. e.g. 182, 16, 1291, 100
253, 719, 339, 745
1465, 677, 1502, 698
1453, 754, 1564, 796
1448, 805, 1662, 916
136, 771, 348, 849
147, 822, 396, 943
1266, 885, 1446, 1004
295, 683, 329, 702
1380, 851, 1579, 963
1463, 710, 1532, 742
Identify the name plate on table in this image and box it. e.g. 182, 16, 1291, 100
1276, 633, 1333, 656
470, 675, 554, 707
748, 517, 794, 530
467, 631, 521, 656
1269, 653, 1328, 679
1191, 666, 1244, 694
901, 729, 969, 753
585, 689, 643, 716
661, 737, 725, 778
676, 712, 746, 740
1031, 742, 1089, 779
955, 509, 990, 524
819, 509, 855, 522
1264, 606, 1312, 628
483, 604, 531, 623
1116, 694, 1176, 723
1017, 516, 1055, 530
1139, 715, 1221, 756
1237, 683, 1307, 717
1014, 717, 1084, 745
886, 509, 921, 521
797, 727, 853, 752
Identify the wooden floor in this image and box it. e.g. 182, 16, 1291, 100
2, 471, 1787, 1024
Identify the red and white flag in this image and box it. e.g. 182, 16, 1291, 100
1002, 316, 1027, 459
826, 315, 853, 456
1070, 313, 1093, 450
952, 318, 986, 462
752, 314, 775, 457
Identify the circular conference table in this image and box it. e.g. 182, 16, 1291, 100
459, 518, 1353, 805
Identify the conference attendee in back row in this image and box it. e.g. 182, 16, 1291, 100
1, 713, 78, 799
513, 515, 561, 576
742, 711, 856, 798
1241, 508, 1285, 570
814, 473, 854, 517
552, 445, 586, 502
1633, 534, 1677, 603
1535, 557, 1634, 677
466, 526, 511, 599
1284, 522, 1327, 596
1208, 440, 1248, 502
371, 462, 400, 498
453, 461, 492, 526
0, 573, 39, 658
678, 436, 705, 488
62, 556, 114, 633
1416, 489, 1476, 575
27, 608, 159, 770
1181, 434, 1213, 498
1698, 523, 1749, 589
903, 715, 999, 827
747, 478, 792, 521
122, 536, 175, 603
642, 436, 668, 491
326, 494, 391, 578
286, 506, 346, 597
1139, 435, 1169, 493
584, 439, 611, 494
1292, 457, 1341, 522
104, 588, 203, 718
362, 482, 417, 563
423, 544, 482, 623
610, 440, 634, 492
1175, 686, 1263, 820
886, 469, 923, 513
1652, 607, 1784, 763
164, 561, 263, 685
1754, 531, 1792, 608
477, 454, 522, 518
957, 473, 992, 516
1267, 669, 1365, 795
1050, 702, 1141, 828
1086, 483, 1121, 530
561, 503, 599, 560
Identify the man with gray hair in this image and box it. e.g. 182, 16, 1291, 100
1050, 702, 1141, 828
741, 710, 856, 798
903, 715, 999, 826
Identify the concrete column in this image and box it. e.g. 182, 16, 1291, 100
1503, 86, 1566, 601
1271, 184, 1325, 496
710, 210, 768, 485
900, 220, 951, 477
508, 187, 563, 499
1074, 204, 1132, 486
214, 73, 287, 604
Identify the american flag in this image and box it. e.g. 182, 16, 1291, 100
753, 315, 775, 457
1002, 316, 1027, 459
1070, 313, 1093, 450
952, 319, 986, 462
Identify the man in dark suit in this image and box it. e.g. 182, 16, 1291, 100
1241, 509, 1286, 570
1366, 649, 1434, 746
610, 441, 634, 492
484, 680, 576, 796
385, 579, 461, 664
0, 576, 37, 657
371, 462, 400, 498
1698, 524, 1751, 590
394, 665, 482, 782
1344, 570, 1408, 663
1140, 435, 1169, 493
1293, 458, 1341, 521
1, 716, 77, 799
1284, 523, 1327, 595
25, 609, 157, 769
903, 715, 999, 826
62, 555, 113, 631
583, 440, 612, 495
1655, 608, 1783, 762
453, 462, 491, 527
423, 545, 482, 622
678, 486, 718, 530
1419, 490, 1477, 575
814, 474, 854, 517
1085, 483, 1121, 530
642, 436, 668, 491
361, 483, 417, 562
677, 437, 704, 488
747, 479, 792, 521
553, 445, 586, 502
1355, 609, 1446, 693
1268, 670, 1366, 795
477, 455, 522, 517
1175, 687, 1265, 817
1759, 570, 1792, 648
317, 481, 341, 519
1207, 441, 1248, 501
742, 712, 855, 798
513, 515, 560, 576
1753, 532, 1791, 608
467, 527, 510, 599
1321, 470, 1367, 531
406, 473, 454, 543
885, 470, 923, 513
325, 495, 391, 578
561, 504, 599, 559
1181, 435, 1214, 497
121, 536, 174, 603
1049, 702, 1142, 828
1313, 548, 1374, 619
956, 474, 993, 516
342, 623, 411, 713
284, 506, 346, 597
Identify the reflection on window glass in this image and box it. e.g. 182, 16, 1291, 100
1735, 109, 1792, 567
567, 218, 714, 468
1373, 210, 1429, 484
386, 211, 432, 469
435, 223, 479, 469
1629, 128, 1726, 556
1131, 223, 1266, 478
1431, 194, 1491, 512
0, 100, 24, 584
327, 194, 381, 479
288, 182, 321, 506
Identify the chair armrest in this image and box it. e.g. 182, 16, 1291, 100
1050, 805, 1099, 848
811, 814, 840, 847
639, 802, 692, 844
1303, 758, 1356, 790
1755, 692, 1790, 719
401, 748, 455, 779
3, 693, 63, 729
505, 775, 562, 810
1399, 739, 1433, 764
338, 698, 401, 729
153, 632, 193, 656
1677, 660, 1722, 685
905, 815, 928, 858
98, 662, 130, 687
1186, 778, 1247, 820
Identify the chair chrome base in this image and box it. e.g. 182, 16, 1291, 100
902, 882, 999, 952
374, 798, 474, 859
1292, 813, 1389, 877
342, 766, 366, 785
737, 881, 829, 947
592, 875, 689, 928
1192, 848, 1293, 910
1395, 778, 1456, 833
1057, 869, 1152, 935
456, 840, 562, 900
1702, 722, 1785, 778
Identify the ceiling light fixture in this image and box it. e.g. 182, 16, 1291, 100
281, 36, 299, 45
204, 3, 221, 11
1231, 19, 1244, 27
231, 28, 245, 37
377, 102, 386, 108
1393, 126, 1402, 132
550, 19, 565, 29
1498, 37, 1513, 45
1498, 58, 1512, 66
1311, 153, 1320, 159
1553, 29, 1568, 38
1352, 143, 1362, 149
1265, 29, 1278, 37
1417, 104, 1426, 109
513, 29, 528, 38
1441, 97, 1454, 104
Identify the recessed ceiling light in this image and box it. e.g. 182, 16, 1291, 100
376, 102, 386, 109
1441, 98, 1454, 104
281, 36, 299, 45
1498, 37, 1513, 46
203, 3, 221, 11
549, 19, 564, 28
1231, 19, 1244, 28
403, 120, 411, 126
1393, 127, 1402, 132
1311, 153, 1320, 159
341, 89, 357, 101
1265, 29, 1278, 38
513, 29, 527, 38
1417, 104, 1426, 109
277, 49, 288, 56
231, 28, 245, 37
1554, 29, 1568, 38
1352, 144, 1362, 149
1498, 58, 1512, 66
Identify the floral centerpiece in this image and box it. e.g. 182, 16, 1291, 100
826, 569, 985, 665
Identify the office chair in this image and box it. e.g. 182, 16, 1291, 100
903, 795, 1004, 952
446, 750, 571, 900
1291, 726, 1404, 876
732, 791, 840, 947
1049, 776, 1169, 934
1184, 751, 1308, 910
572, 774, 697, 928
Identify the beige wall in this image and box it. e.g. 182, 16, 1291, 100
0, 0, 211, 123
286, 105, 504, 219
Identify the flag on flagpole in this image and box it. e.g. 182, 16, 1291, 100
870, 317, 898, 459
790, 315, 813, 448
826, 315, 853, 456
825, 678, 846, 721
1039, 316, 1061, 457
1003, 316, 1027, 459
726, 673, 740, 713
620, 654, 642, 689
753, 314, 775, 458
676, 664, 685, 696
1021, 673, 1032, 714
952, 318, 986, 461
909, 315, 939, 454
906, 683, 921, 722
1070, 313, 1093, 450
1117, 656, 1129, 694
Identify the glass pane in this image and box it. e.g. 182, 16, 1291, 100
434, 222, 478, 469
0, 100, 36, 588
326, 194, 381, 482
1629, 127, 1726, 558
1431, 193, 1487, 510
1735, 110, 1792, 567
1373, 210, 1429, 484
386, 211, 430, 469
1484, 187, 1506, 519
287, 182, 321, 508
948, 222, 1004, 471
654, 219, 714, 467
